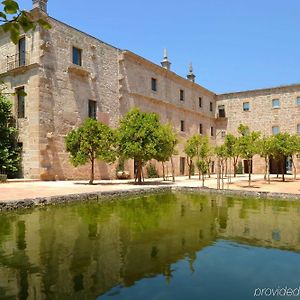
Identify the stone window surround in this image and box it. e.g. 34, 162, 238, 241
180, 89, 185, 101
151, 78, 157, 92
243, 102, 250, 112
199, 97, 202, 108
15, 86, 26, 119
272, 99, 280, 109
297, 124, 300, 134
72, 46, 82, 66
272, 125, 280, 135
180, 120, 185, 132
297, 97, 300, 106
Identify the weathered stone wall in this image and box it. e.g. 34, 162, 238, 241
119, 51, 218, 176
216, 85, 300, 173
37, 16, 121, 180
0, 23, 41, 178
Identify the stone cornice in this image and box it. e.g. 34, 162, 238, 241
122, 51, 216, 98
127, 91, 216, 120
217, 83, 300, 100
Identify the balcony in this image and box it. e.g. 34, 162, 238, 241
4, 52, 29, 73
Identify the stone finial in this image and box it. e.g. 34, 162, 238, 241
32, 0, 48, 13
187, 62, 196, 83
161, 48, 171, 70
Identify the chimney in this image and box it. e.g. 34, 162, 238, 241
161, 48, 171, 70
32, 0, 48, 13
187, 62, 196, 83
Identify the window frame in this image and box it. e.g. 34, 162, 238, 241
210, 102, 213, 112
243, 102, 250, 112
199, 123, 203, 134
297, 124, 300, 134
151, 78, 157, 92
16, 86, 25, 119
72, 46, 82, 66
180, 89, 185, 101
199, 97, 202, 108
272, 99, 280, 109
297, 97, 300, 106
88, 100, 97, 119
211, 126, 214, 137
272, 126, 280, 135
180, 120, 185, 132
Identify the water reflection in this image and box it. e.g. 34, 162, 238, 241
0, 193, 299, 299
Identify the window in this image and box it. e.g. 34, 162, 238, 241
218, 105, 225, 117
199, 123, 203, 134
243, 102, 250, 111
180, 90, 184, 101
210, 102, 213, 112
221, 130, 226, 138
272, 99, 280, 109
211, 126, 214, 137
199, 97, 202, 108
151, 78, 157, 91
16, 87, 25, 118
297, 97, 300, 106
180, 120, 185, 132
18, 37, 26, 67
297, 124, 300, 134
180, 157, 185, 175
72, 47, 82, 66
272, 126, 279, 135
88, 100, 97, 119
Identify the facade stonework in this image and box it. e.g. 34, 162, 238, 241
0, 3, 299, 179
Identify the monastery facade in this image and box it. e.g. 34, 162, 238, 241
0, 0, 299, 180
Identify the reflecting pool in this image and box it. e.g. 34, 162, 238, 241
0, 193, 300, 299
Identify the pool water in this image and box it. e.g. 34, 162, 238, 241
0, 193, 299, 299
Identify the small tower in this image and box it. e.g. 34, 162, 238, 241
161, 48, 171, 71
187, 62, 196, 83
32, 0, 48, 13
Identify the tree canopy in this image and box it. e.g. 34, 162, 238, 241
117, 107, 177, 183
65, 118, 116, 184
0, 94, 19, 175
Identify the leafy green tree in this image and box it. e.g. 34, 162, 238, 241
215, 144, 227, 190
271, 133, 300, 182
117, 107, 170, 184
238, 124, 260, 186
0, 94, 20, 175
258, 136, 273, 183
65, 119, 116, 185
224, 134, 240, 178
154, 123, 178, 181
184, 135, 201, 179
1, 0, 51, 44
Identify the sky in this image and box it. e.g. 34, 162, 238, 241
10, 0, 300, 93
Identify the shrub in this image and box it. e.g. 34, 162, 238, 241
146, 163, 159, 178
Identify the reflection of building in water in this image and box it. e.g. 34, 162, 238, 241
216, 198, 300, 252
0, 195, 300, 298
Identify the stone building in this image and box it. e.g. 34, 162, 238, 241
0, 0, 299, 179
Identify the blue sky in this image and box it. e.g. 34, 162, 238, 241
12, 0, 300, 93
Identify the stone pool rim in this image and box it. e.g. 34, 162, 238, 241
0, 186, 299, 211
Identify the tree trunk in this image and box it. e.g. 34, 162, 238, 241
188, 158, 192, 179
248, 159, 251, 187
281, 159, 285, 182
89, 156, 95, 185
267, 156, 270, 184
136, 160, 143, 184
233, 157, 238, 177
202, 174, 205, 187
171, 157, 175, 182
162, 162, 165, 180
292, 158, 297, 180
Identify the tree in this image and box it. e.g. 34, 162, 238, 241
215, 144, 227, 190
0, 94, 20, 175
258, 136, 273, 183
117, 107, 170, 184
224, 134, 240, 178
271, 133, 300, 182
65, 119, 116, 185
238, 124, 261, 186
154, 123, 178, 182
1, 0, 51, 44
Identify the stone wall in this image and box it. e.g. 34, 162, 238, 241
216, 85, 300, 173
120, 51, 218, 176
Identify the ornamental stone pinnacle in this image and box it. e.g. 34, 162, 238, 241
161, 48, 171, 70
32, 0, 48, 13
